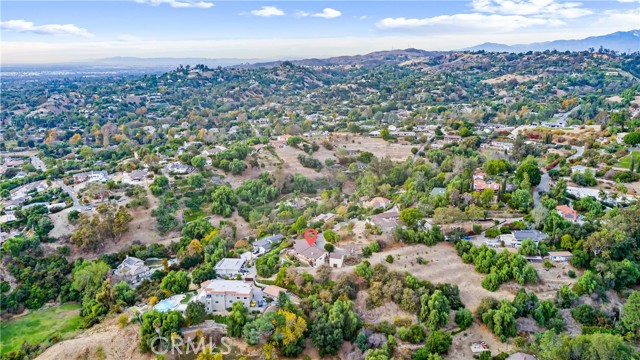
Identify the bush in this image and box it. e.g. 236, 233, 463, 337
612, 171, 639, 183
455, 309, 473, 330
473, 224, 482, 235
568, 270, 576, 278
485, 228, 501, 238
425, 330, 452, 354
385, 255, 394, 263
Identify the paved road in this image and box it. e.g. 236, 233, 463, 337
30, 155, 47, 172
57, 180, 81, 208
533, 145, 583, 208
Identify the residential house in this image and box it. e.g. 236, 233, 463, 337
444, 135, 461, 142
363, 197, 391, 210
292, 239, 328, 267
214, 258, 247, 278
192, 280, 256, 313
556, 205, 579, 222
73, 170, 109, 184
262, 285, 287, 299
474, 178, 501, 192
311, 213, 336, 224
511, 230, 548, 247
369, 208, 401, 232
548, 251, 573, 262
329, 253, 345, 268
162, 162, 196, 175
113, 256, 151, 285
431, 187, 446, 197
253, 234, 284, 255
506, 353, 536, 360
123, 169, 148, 184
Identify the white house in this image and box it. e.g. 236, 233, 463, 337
113, 256, 151, 285
253, 234, 284, 255
214, 258, 247, 278
73, 171, 109, 184
548, 251, 573, 262
192, 280, 256, 313
292, 239, 327, 267
329, 253, 345, 268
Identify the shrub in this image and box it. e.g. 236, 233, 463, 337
385, 255, 394, 263
424, 330, 452, 354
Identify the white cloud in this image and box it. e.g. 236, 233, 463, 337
0, 19, 93, 37
596, 8, 640, 30
377, 13, 560, 32
134, 0, 214, 9
617, 0, 640, 3
116, 34, 144, 42
312, 8, 342, 19
249, 6, 285, 17
296, 8, 342, 19
471, 0, 592, 18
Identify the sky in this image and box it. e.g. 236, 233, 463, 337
1, 0, 639, 64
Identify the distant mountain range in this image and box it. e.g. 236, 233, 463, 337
464, 30, 640, 53
3, 30, 638, 74
240, 48, 444, 68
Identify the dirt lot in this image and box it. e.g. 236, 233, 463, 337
36, 316, 153, 360
325, 242, 515, 311
329, 134, 417, 162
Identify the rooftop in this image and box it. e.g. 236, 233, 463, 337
199, 279, 253, 296
214, 258, 246, 270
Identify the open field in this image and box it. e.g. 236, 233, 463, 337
324, 242, 515, 311
1, 303, 82, 356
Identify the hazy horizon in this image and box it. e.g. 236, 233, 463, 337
2, 0, 639, 65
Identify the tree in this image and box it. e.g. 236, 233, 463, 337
272, 309, 307, 357
620, 290, 640, 340
400, 208, 423, 227
511, 189, 532, 212
324, 243, 335, 253
139, 310, 185, 353
72, 261, 110, 298
160, 270, 190, 295
229, 159, 247, 175
623, 132, 640, 146
455, 309, 473, 329
150, 175, 170, 196
191, 155, 206, 170
481, 299, 517, 339
187, 173, 205, 189
210, 186, 238, 217
311, 299, 361, 356
424, 330, 452, 354
114, 281, 136, 306
323, 229, 340, 243
515, 159, 541, 186
228, 301, 249, 337
518, 239, 538, 256
420, 290, 450, 330
186, 301, 206, 326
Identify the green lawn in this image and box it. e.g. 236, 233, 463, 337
0, 303, 83, 356
617, 150, 640, 169
184, 207, 206, 222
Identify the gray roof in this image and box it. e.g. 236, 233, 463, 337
431, 187, 446, 196
512, 230, 548, 242
254, 234, 284, 249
